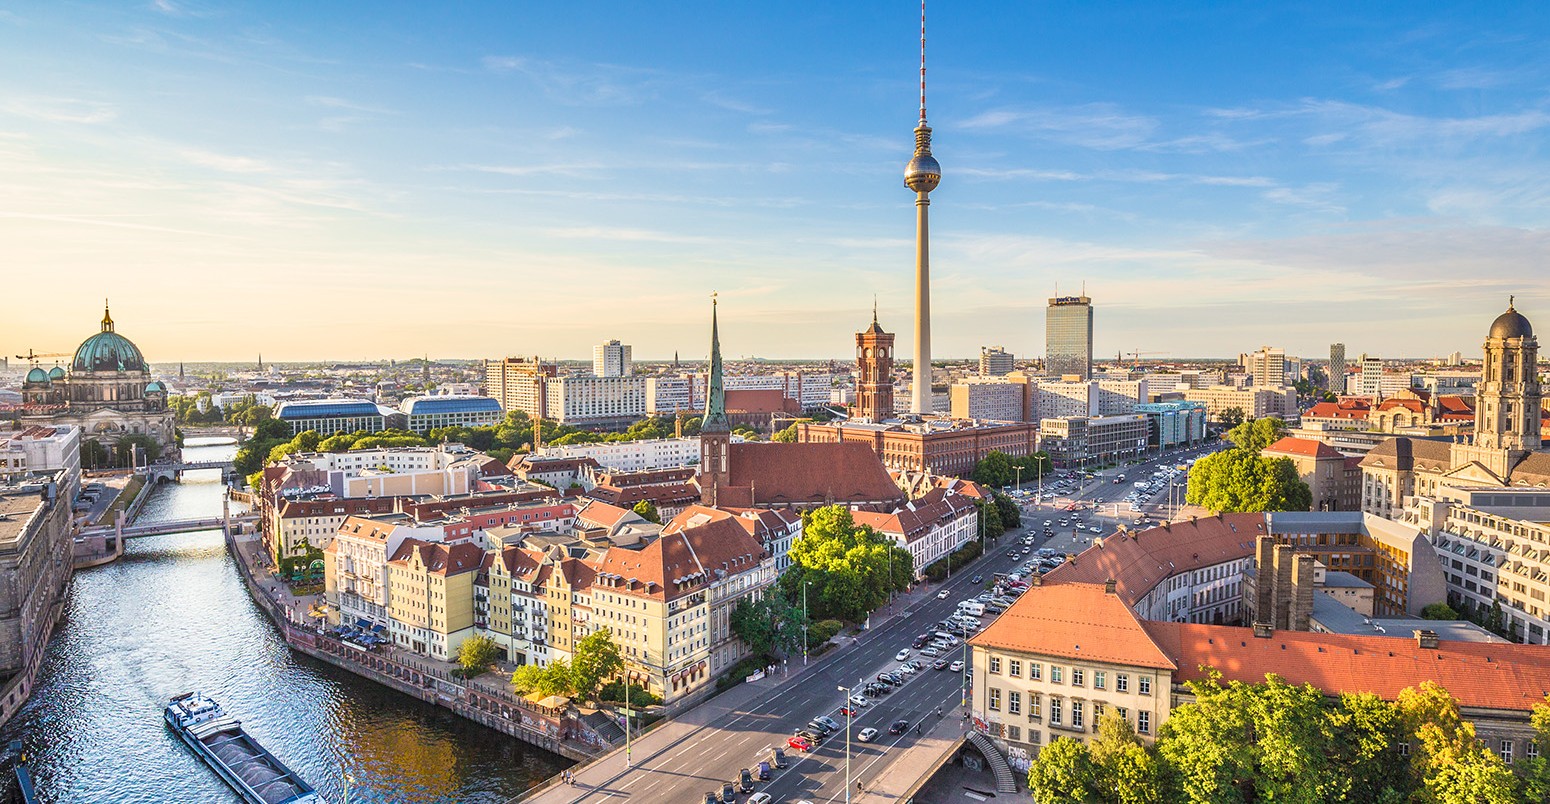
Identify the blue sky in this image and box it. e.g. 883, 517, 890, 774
3, 2, 1548, 363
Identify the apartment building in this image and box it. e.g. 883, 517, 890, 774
950, 376, 1031, 422
386, 538, 486, 660
1180, 385, 1298, 422
484, 357, 556, 417
853, 487, 980, 580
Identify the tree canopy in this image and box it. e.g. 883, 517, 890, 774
730, 591, 808, 657
971, 450, 1052, 488
456, 634, 501, 676
1025, 675, 1534, 803
778, 506, 914, 622
1186, 418, 1311, 513
570, 628, 625, 702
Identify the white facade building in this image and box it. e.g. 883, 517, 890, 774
593, 340, 633, 378
544, 375, 647, 425
536, 436, 742, 472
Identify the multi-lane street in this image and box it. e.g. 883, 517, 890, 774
566, 443, 1220, 803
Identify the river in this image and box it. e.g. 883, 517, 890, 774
4, 438, 568, 803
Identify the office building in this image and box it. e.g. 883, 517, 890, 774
1330, 343, 1348, 393
542, 375, 647, 427
274, 399, 392, 436
1261, 437, 1361, 511
1245, 346, 1286, 388
1133, 402, 1208, 449
980, 347, 1014, 377
1357, 355, 1385, 397
1045, 295, 1094, 380
593, 340, 633, 378
399, 395, 503, 432
1180, 385, 1298, 422
1038, 415, 1149, 468
484, 357, 556, 418
950, 376, 1032, 422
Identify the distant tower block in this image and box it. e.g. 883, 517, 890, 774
905, 0, 942, 414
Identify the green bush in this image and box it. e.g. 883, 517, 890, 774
922, 540, 984, 581
598, 680, 664, 708
808, 619, 843, 646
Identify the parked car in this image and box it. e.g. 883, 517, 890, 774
772, 748, 789, 768
806, 720, 833, 735
739, 768, 755, 793
932, 659, 949, 670
857, 727, 879, 743
815, 715, 841, 731
748, 794, 773, 804
849, 694, 871, 708
757, 761, 771, 781
721, 782, 736, 802
897, 663, 917, 675
704, 792, 719, 804
787, 735, 812, 751
895, 648, 911, 661
838, 706, 859, 717
920, 646, 942, 658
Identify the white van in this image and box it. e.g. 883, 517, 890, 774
957, 601, 986, 616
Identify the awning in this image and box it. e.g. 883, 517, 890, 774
371, 624, 386, 633
355, 619, 371, 629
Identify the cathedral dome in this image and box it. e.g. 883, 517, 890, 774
145, 381, 165, 393
26, 367, 49, 384
47, 366, 65, 380
1489, 301, 1532, 340
72, 303, 147, 373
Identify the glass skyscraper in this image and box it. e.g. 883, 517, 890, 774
1046, 295, 1093, 379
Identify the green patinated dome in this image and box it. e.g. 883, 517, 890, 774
73, 303, 147, 373
26, 367, 49, 384
145, 380, 165, 393
47, 366, 65, 380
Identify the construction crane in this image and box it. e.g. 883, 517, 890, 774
15, 349, 69, 366
1125, 350, 1168, 369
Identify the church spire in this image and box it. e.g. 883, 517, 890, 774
101, 299, 114, 333
703, 294, 729, 433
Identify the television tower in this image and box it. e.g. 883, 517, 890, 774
906, 0, 941, 414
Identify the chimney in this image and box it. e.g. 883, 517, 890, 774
1104, 578, 1116, 594
1030, 573, 1042, 587
1414, 629, 1439, 649
1252, 622, 1273, 639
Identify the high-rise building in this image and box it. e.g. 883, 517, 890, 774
905, 10, 942, 413
484, 357, 555, 418
1329, 343, 1347, 394
1358, 355, 1384, 397
979, 346, 1014, 377
1245, 346, 1286, 388
1045, 295, 1094, 379
593, 340, 632, 378
854, 310, 896, 422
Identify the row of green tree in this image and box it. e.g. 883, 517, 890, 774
1185, 417, 1312, 512
971, 450, 1054, 489
1028, 674, 1549, 804
503, 629, 624, 702
79, 434, 162, 470
169, 393, 274, 426
233, 408, 760, 483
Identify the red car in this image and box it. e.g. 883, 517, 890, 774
787, 735, 812, 752
838, 706, 859, 717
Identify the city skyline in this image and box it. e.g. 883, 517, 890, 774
4, 3, 1550, 361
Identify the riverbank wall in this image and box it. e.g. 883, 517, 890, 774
223, 528, 601, 763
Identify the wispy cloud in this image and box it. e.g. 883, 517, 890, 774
1, 97, 117, 125
543, 226, 722, 244
960, 103, 1158, 150
438, 162, 605, 178
481, 55, 663, 106
701, 91, 770, 115
178, 148, 274, 174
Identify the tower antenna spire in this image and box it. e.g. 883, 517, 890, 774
919, 0, 928, 123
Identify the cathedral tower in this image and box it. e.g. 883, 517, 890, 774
1475, 297, 1541, 452
854, 304, 896, 422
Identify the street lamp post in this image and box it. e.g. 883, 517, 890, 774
1014, 465, 1023, 494
838, 683, 854, 802
959, 621, 969, 712
802, 581, 812, 666
624, 672, 632, 768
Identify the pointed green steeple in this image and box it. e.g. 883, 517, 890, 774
703, 295, 729, 433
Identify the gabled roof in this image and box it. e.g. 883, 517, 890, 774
1264, 436, 1344, 460
1144, 622, 1550, 713
1043, 513, 1265, 606
592, 515, 766, 602
721, 442, 905, 507
970, 582, 1176, 670
387, 537, 485, 576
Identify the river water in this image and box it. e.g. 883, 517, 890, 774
4, 438, 567, 803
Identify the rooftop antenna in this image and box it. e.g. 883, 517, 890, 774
919, 0, 928, 124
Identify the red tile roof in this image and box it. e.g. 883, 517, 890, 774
1264, 436, 1344, 460
970, 582, 1176, 670
1305, 400, 1372, 420
1043, 513, 1265, 606
1144, 622, 1550, 713
592, 516, 766, 602
722, 442, 905, 508
387, 537, 485, 576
